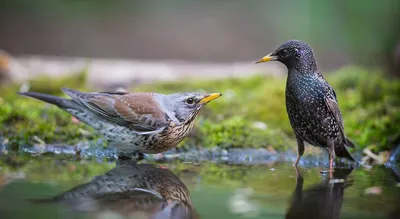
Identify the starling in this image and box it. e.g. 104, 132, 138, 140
255, 40, 355, 171
18, 88, 221, 158
34, 160, 197, 219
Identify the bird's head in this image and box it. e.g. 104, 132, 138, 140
255, 40, 317, 72
162, 92, 222, 123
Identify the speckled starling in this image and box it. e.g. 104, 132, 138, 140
18, 88, 221, 158
256, 40, 355, 171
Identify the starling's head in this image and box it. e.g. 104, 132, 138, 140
255, 40, 317, 72
162, 92, 222, 123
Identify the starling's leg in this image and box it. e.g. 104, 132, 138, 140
326, 139, 336, 178
294, 135, 305, 167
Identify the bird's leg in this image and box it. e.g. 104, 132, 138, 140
131, 151, 145, 162
117, 154, 132, 160
326, 139, 336, 178
74, 144, 81, 160
118, 151, 145, 162
294, 135, 305, 167
137, 153, 145, 161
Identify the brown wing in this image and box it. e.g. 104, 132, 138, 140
62, 88, 168, 132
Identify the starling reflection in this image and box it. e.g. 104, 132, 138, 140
285, 168, 353, 219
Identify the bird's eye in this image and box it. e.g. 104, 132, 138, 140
283, 49, 288, 53
186, 98, 195, 104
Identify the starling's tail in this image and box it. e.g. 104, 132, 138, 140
345, 137, 355, 148
18, 91, 78, 109
335, 145, 356, 162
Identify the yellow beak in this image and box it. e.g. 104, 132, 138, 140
199, 93, 222, 104
255, 53, 277, 64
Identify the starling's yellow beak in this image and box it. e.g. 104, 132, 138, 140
255, 53, 277, 64
199, 93, 222, 104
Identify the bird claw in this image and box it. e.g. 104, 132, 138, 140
320, 169, 334, 178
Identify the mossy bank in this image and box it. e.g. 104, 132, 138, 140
0, 66, 399, 155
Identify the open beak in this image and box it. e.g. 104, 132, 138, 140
199, 93, 222, 104
255, 53, 277, 64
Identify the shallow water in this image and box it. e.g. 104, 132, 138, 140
0, 153, 399, 219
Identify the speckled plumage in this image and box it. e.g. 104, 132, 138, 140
256, 40, 355, 169
18, 88, 221, 158
286, 70, 341, 148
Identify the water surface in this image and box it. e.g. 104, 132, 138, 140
0, 154, 399, 219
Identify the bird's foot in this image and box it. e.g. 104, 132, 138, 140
117, 153, 145, 161
74, 144, 81, 160
320, 168, 334, 178
136, 153, 145, 161
293, 157, 301, 167
294, 165, 301, 177
117, 155, 132, 160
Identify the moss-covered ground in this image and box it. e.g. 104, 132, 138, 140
0, 66, 399, 154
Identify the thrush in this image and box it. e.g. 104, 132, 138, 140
256, 40, 355, 171
34, 160, 197, 219
18, 88, 221, 158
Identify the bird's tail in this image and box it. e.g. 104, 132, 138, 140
345, 137, 355, 148
335, 144, 356, 162
18, 91, 78, 109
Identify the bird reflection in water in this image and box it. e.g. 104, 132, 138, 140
285, 167, 354, 219
36, 160, 198, 219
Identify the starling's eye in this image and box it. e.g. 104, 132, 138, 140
283, 49, 288, 54
186, 98, 195, 105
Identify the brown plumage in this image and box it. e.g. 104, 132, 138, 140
18, 88, 221, 158
33, 160, 198, 219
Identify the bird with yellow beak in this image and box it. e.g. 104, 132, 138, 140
19, 88, 222, 160
255, 40, 356, 174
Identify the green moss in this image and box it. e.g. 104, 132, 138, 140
0, 69, 97, 149
328, 67, 400, 152
0, 66, 399, 153
195, 116, 293, 150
